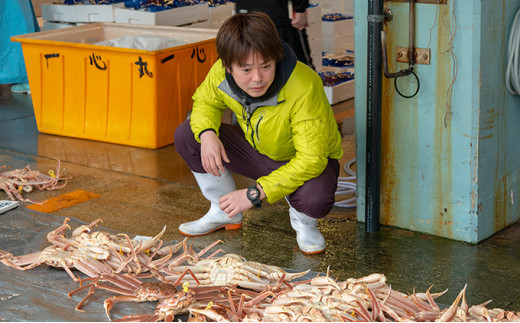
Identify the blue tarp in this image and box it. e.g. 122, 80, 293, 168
0, 0, 40, 84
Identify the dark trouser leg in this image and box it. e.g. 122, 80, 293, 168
277, 25, 315, 70
174, 120, 339, 218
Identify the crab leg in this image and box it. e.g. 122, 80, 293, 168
69, 278, 100, 311
112, 314, 159, 322
365, 286, 386, 321
376, 288, 419, 315
0, 250, 42, 269
115, 234, 142, 274
73, 257, 113, 278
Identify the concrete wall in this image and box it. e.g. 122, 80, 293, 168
354, 0, 520, 243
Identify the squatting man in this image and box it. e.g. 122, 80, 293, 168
175, 12, 342, 254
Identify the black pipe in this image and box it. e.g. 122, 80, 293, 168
408, 0, 415, 66
365, 0, 384, 232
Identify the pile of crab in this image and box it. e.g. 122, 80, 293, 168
1, 218, 519, 322
0, 159, 69, 204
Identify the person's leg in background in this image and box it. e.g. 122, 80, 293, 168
0, 0, 40, 95
277, 25, 315, 70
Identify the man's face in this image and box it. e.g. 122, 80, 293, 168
228, 52, 276, 98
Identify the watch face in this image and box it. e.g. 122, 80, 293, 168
248, 188, 259, 199
247, 186, 261, 208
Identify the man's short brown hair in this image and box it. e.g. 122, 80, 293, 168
216, 12, 283, 70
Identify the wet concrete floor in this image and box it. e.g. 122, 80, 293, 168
1, 84, 519, 313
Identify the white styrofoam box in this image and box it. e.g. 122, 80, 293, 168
324, 79, 354, 104
322, 51, 354, 74
307, 4, 322, 24
322, 52, 354, 65
308, 38, 323, 62
42, 3, 77, 22
75, 2, 125, 22
114, 3, 209, 26
322, 31, 354, 55
306, 21, 322, 40
322, 65, 354, 74
316, 0, 353, 15
208, 3, 233, 22
322, 17, 353, 36
188, 20, 211, 29
344, 0, 354, 16
313, 56, 322, 72
42, 3, 124, 23
209, 20, 226, 30
43, 21, 77, 31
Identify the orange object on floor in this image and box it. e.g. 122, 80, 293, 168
26, 190, 102, 213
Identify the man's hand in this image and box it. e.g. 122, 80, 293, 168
291, 12, 308, 30
219, 185, 266, 218
200, 131, 230, 176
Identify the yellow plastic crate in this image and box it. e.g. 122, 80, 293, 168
12, 23, 218, 148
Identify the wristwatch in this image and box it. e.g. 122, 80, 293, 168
246, 185, 262, 208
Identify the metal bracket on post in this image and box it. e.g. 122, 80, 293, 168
396, 47, 431, 65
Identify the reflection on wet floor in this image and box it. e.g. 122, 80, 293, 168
1, 85, 520, 312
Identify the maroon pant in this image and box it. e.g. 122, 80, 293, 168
174, 120, 339, 218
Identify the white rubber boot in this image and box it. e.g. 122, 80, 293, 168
288, 205, 326, 254
179, 171, 242, 236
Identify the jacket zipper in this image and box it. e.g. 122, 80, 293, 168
255, 115, 263, 142
243, 102, 258, 150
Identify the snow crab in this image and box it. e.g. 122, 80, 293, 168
0, 159, 69, 204
164, 253, 310, 292
0, 244, 113, 282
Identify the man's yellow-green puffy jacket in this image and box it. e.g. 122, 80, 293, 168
190, 58, 343, 204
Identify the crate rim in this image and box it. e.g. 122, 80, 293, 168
11, 22, 218, 55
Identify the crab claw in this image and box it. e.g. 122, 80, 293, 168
135, 226, 167, 253
47, 218, 71, 240
72, 219, 102, 237
104, 297, 115, 320
438, 284, 466, 322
